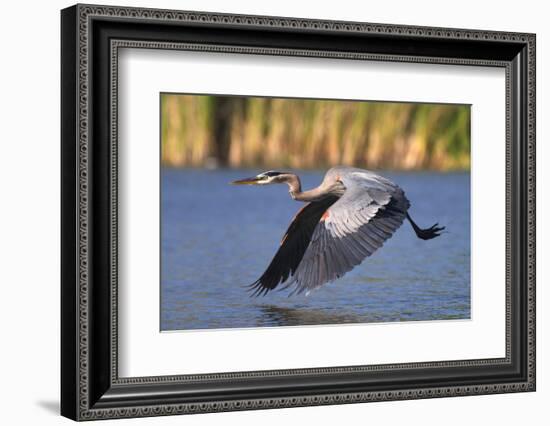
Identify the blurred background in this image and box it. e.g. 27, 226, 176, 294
161, 94, 470, 171
160, 94, 471, 331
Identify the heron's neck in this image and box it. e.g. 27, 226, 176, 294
283, 174, 327, 202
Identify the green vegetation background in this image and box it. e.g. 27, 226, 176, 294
161, 94, 470, 171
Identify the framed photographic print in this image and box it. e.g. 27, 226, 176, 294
61, 3, 536, 421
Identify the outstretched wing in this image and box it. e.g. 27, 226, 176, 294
249, 170, 410, 296
286, 172, 410, 295
248, 195, 340, 296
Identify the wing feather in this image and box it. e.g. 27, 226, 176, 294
248, 195, 339, 296
288, 172, 410, 295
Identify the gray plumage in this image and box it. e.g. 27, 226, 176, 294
232, 166, 444, 296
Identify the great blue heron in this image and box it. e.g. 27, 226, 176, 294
232, 166, 444, 296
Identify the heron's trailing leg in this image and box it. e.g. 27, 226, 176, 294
406, 212, 445, 240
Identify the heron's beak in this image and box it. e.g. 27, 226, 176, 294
231, 176, 262, 185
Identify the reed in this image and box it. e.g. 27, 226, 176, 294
161, 94, 470, 171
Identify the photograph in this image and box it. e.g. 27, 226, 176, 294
160, 94, 471, 331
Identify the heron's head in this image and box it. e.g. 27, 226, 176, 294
231, 171, 287, 186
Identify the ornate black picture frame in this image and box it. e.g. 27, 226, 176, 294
61, 3, 536, 421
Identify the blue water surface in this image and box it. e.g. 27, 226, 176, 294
160, 168, 470, 331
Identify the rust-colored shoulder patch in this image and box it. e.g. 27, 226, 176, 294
320, 210, 330, 221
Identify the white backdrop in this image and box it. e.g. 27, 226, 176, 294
119, 50, 505, 377
0, 0, 547, 425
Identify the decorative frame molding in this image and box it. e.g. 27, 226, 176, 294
61, 3, 535, 421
